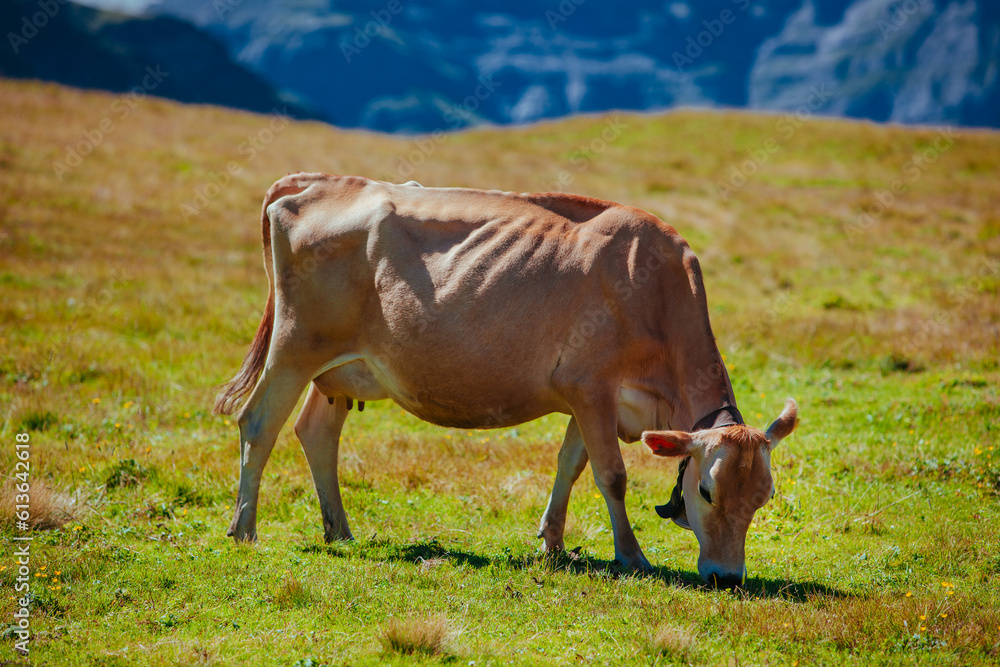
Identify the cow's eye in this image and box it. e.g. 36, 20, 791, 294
699, 485, 712, 504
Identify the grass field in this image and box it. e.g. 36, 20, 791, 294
1, 78, 999, 665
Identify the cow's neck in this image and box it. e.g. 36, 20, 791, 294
671, 343, 742, 433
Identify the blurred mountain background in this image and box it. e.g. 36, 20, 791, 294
3, 0, 998, 132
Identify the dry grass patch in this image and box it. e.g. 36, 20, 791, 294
0, 480, 82, 530
418, 557, 447, 571
272, 575, 315, 610
379, 614, 455, 657
644, 623, 699, 662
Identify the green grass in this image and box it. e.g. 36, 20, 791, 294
0, 79, 998, 665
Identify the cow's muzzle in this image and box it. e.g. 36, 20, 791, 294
704, 570, 745, 590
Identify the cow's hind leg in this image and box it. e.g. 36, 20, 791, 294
573, 398, 651, 572
538, 417, 588, 551
229, 362, 313, 542
294, 384, 353, 542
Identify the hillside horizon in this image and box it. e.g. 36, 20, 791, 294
3, 76, 997, 372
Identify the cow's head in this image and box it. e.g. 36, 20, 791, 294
641, 398, 798, 588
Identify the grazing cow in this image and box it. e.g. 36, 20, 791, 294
215, 172, 798, 587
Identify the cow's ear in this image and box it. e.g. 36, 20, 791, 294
765, 398, 798, 450
642, 430, 693, 457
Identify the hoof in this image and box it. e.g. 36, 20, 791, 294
617, 554, 653, 574
227, 523, 257, 543
323, 530, 355, 543
537, 526, 566, 552
540, 538, 566, 552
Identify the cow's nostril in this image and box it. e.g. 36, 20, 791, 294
708, 572, 743, 589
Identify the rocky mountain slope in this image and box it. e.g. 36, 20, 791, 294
5, 0, 998, 131
0, 0, 316, 119
149, 0, 999, 131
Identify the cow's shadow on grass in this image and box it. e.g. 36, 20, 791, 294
301, 538, 851, 602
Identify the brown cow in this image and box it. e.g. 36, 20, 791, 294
215, 172, 797, 587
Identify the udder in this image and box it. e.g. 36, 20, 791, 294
312, 356, 391, 402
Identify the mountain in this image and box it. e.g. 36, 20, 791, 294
144, 0, 998, 132
142, 0, 798, 132
749, 0, 1000, 128
5, 1, 998, 131
0, 0, 317, 119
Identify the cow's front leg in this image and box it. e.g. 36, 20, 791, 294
229, 365, 311, 542
294, 384, 353, 542
538, 417, 588, 551
573, 400, 652, 572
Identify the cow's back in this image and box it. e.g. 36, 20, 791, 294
268, 174, 699, 428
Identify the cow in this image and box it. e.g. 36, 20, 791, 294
214, 172, 798, 588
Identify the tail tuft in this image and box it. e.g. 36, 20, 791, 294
213, 292, 274, 415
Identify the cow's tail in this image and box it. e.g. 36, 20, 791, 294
213, 176, 307, 416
